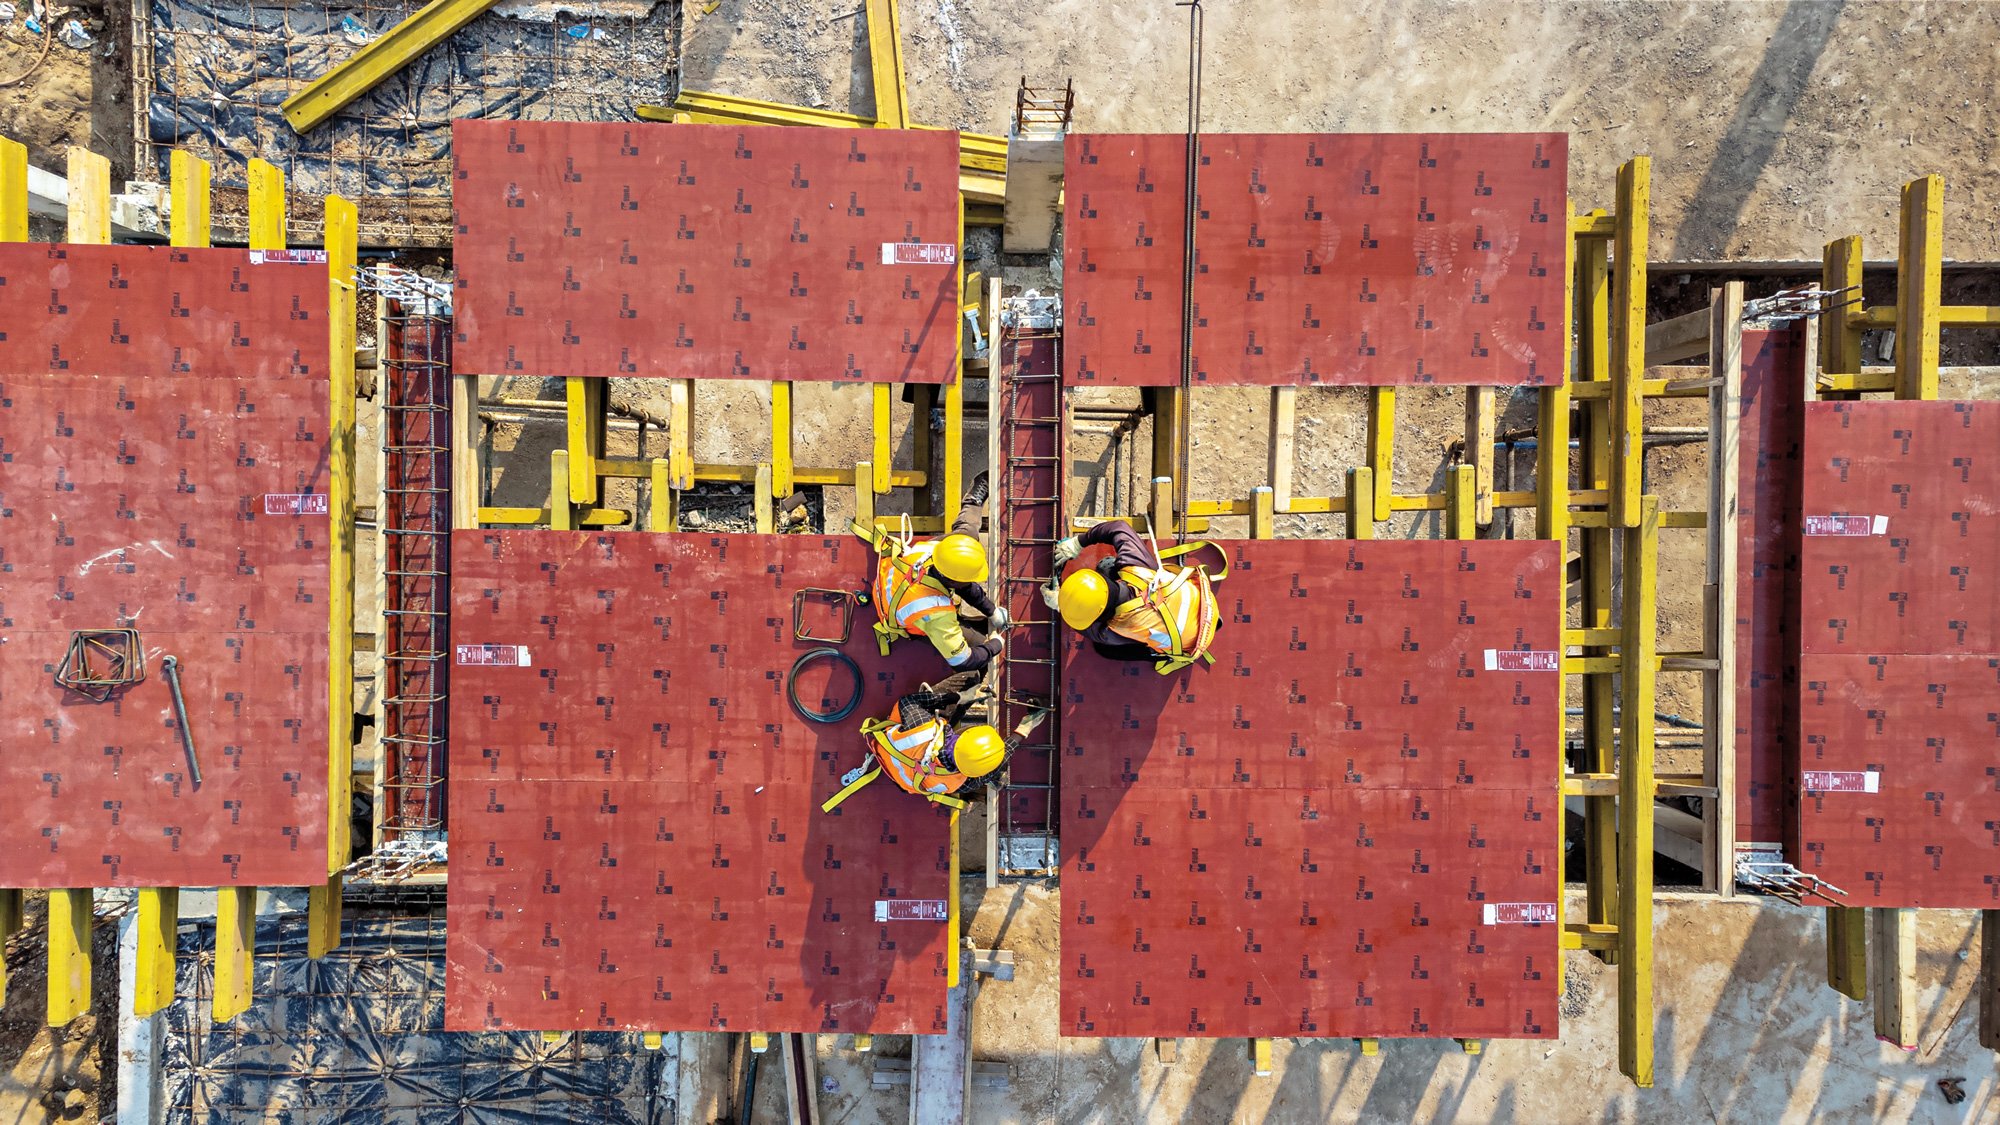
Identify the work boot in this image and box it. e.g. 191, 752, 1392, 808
962, 471, 989, 508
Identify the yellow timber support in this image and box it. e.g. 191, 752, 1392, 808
864, 0, 910, 129
1366, 388, 1394, 519
314, 188, 360, 959
1608, 158, 1649, 529
65, 147, 110, 244
1894, 175, 1944, 402
281, 0, 502, 132
1618, 495, 1660, 1087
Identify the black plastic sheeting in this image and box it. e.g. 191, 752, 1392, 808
162, 912, 670, 1124
143, 0, 677, 210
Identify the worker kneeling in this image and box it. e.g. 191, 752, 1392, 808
856, 514, 1008, 673
1043, 519, 1229, 673
821, 672, 1008, 813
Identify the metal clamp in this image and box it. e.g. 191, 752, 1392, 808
793, 588, 867, 644
54, 629, 146, 701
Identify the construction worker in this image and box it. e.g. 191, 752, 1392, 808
820, 671, 1008, 812
1043, 518, 1229, 672
856, 474, 1009, 672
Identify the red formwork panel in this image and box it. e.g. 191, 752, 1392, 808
451, 121, 961, 383
1734, 326, 1805, 845
444, 531, 956, 1033
0, 244, 333, 888
1063, 133, 1567, 387
1790, 400, 2000, 906
1060, 540, 1563, 1039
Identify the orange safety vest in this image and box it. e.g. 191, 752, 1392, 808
1105, 542, 1229, 674
872, 541, 958, 637
820, 704, 969, 813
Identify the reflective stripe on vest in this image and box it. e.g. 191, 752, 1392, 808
1107, 564, 1210, 656
874, 542, 958, 636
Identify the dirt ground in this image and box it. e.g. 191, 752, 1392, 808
0, 895, 119, 1125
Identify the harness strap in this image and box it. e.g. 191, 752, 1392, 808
820, 764, 882, 813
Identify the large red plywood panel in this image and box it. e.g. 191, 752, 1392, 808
452, 121, 961, 383
1060, 540, 1562, 1040
445, 531, 955, 1034
1734, 326, 1805, 844
1790, 400, 2000, 906
1794, 654, 2000, 906
0, 245, 333, 888
1064, 133, 1566, 387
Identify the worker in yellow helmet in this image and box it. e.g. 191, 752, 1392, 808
858, 474, 1009, 672
1042, 518, 1229, 673
821, 671, 1011, 812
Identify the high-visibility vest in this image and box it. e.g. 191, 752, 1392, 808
1105, 542, 1229, 675
820, 705, 968, 813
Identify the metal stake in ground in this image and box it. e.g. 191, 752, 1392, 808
160, 655, 202, 787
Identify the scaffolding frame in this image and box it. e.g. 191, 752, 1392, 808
0, 135, 358, 1026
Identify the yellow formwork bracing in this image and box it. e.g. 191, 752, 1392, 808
280, 0, 503, 132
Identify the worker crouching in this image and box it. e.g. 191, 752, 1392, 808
1043, 518, 1229, 673
821, 672, 1008, 812
853, 493, 1009, 673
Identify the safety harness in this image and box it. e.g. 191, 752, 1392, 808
1107, 539, 1230, 675
852, 518, 961, 658
820, 707, 969, 813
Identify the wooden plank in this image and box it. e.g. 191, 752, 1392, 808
213, 887, 256, 1021
1268, 387, 1296, 510
1980, 910, 1999, 1051
1464, 387, 1496, 526
1347, 467, 1375, 540
46, 889, 92, 1025
649, 457, 676, 530
863, 0, 910, 129
1617, 495, 1659, 1087
1826, 906, 1867, 1002
909, 952, 973, 1125
668, 380, 695, 489
1250, 486, 1275, 541
780, 1032, 820, 1125
1366, 387, 1394, 519
319, 190, 359, 955
754, 465, 775, 533
64, 147, 110, 244
1641, 306, 1712, 366
1821, 236, 1864, 379
1894, 176, 1943, 402
771, 382, 795, 499
873, 383, 893, 495
854, 462, 875, 529
1609, 158, 1650, 529
1705, 282, 1744, 894
1447, 465, 1476, 541
1871, 908, 1918, 1049
0, 136, 27, 242
452, 376, 481, 528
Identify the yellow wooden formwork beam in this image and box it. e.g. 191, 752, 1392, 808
1826, 906, 1867, 1001
1894, 175, 1943, 402
872, 384, 893, 494
549, 450, 574, 531
754, 465, 775, 533
946, 806, 961, 989
1366, 387, 1394, 519
1872, 907, 1918, 1048
477, 505, 629, 528
1854, 303, 2000, 329
246, 159, 284, 249
1821, 236, 1864, 378
771, 382, 794, 499
168, 150, 212, 248
565, 376, 605, 506
213, 886, 256, 1021
1617, 495, 1659, 1087
593, 457, 928, 489
644, 91, 1010, 173
864, 0, 910, 129
1446, 465, 1476, 541
668, 380, 695, 490
643, 1032, 663, 1050
47, 889, 92, 1026
854, 462, 876, 528
1609, 157, 1649, 529
943, 371, 965, 528
1250, 486, 1275, 541
281, 0, 502, 132
1535, 207, 1573, 544
1347, 467, 1375, 540
1250, 1038, 1273, 1077
1357, 1038, 1379, 1057
649, 457, 677, 531
0, 890, 21, 1005
1268, 387, 1296, 510
65, 147, 110, 244
0, 136, 27, 242
133, 888, 179, 1017
314, 190, 359, 959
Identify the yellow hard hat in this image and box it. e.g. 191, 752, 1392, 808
947, 724, 1006, 778
931, 533, 989, 584
1058, 569, 1109, 630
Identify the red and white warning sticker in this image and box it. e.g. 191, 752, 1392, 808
1802, 769, 1880, 794
263, 493, 330, 515
1483, 649, 1559, 673
1802, 514, 1888, 537
874, 899, 949, 922
248, 249, 330, 266
880, 242, 957, 266
1482, 902, 1558, 925
456, 644, 533, 667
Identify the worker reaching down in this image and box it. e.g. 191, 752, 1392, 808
854, 475, 1009, 672
1043, 518, 1230, 673
820, 671, 1010, 812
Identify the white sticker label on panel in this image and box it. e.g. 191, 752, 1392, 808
248, 249, 330, 266
1483, 649, 1559, 672
874, 899, 949, 922
1802, 769, 1880, 794
1482, 902, 1559, 925
1802, 514, 1888, 537
456, 644, 533, 667
880, 242, 957, 266
263, 493, 330, 516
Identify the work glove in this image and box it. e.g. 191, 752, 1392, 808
988, 606, 1011, 631
1040, 583, 1062, 611
1053, 535, 1082, 564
